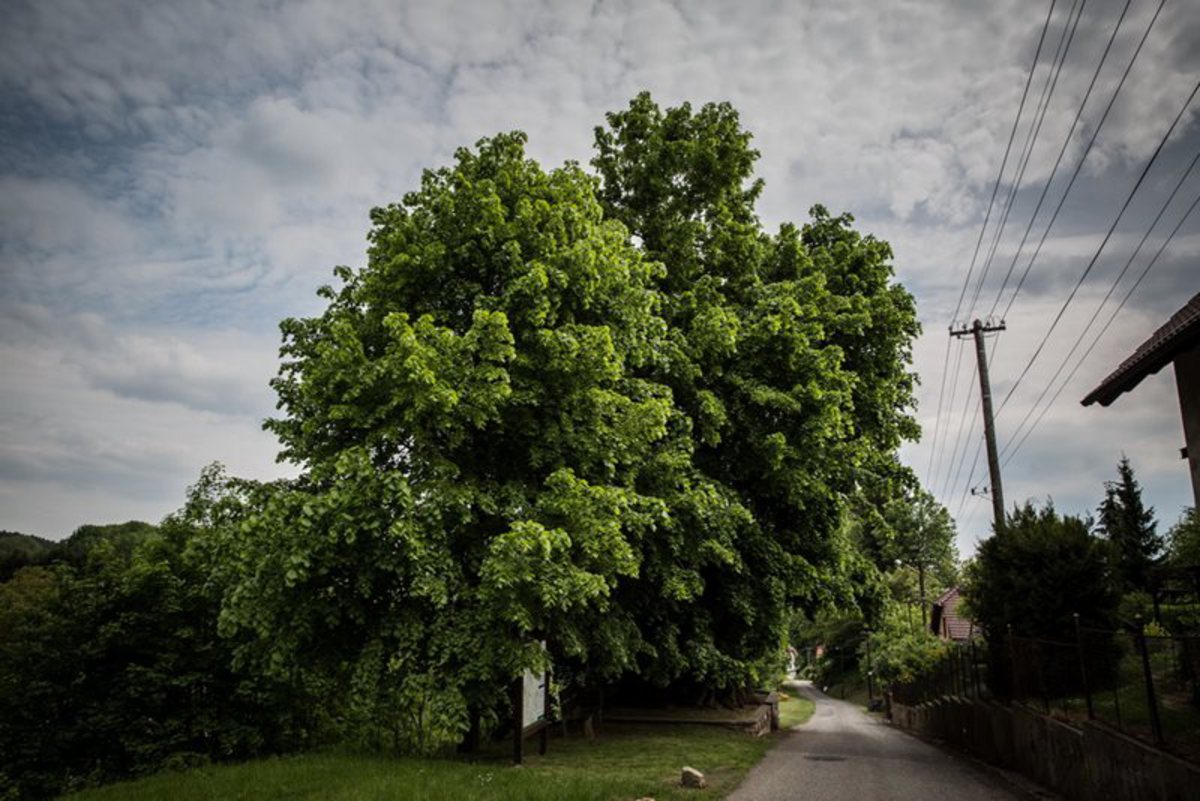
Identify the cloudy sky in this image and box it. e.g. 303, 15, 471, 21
2, 0, 1198, 556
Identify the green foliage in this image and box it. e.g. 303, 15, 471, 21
966, 501, 1120, 640
883, 490, 958, 584
861, 604, 949, 686
212, 93, 919, 752
850, 485, 958, 612
789, 608, 866, 687
215, 134, 679, 749
0, 507, 301, 800
1167, 506, 1200, 567
592, 93, 919, 677
58, 521, 158, 567
1096, 456, 1163, 592
0, 530, 58, 582
0, 521, 158, 583
965, 501, 1122, 699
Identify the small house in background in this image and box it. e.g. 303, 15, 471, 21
1082, 290, 1200, 506
929, 587, 975, 642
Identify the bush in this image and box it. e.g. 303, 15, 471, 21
861, 604, 949, 686
965, 501, 1120, 697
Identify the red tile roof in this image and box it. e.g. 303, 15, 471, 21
1082, 291, 1200, 407
931, 587, 974, 642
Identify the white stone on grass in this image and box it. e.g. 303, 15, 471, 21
681, 766, 707, 788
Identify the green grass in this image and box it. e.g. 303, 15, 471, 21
1030, 648, 1200, 762
777, 692, 816, 729
60, 723, 781, 801
820, 673, 879, 711
1048, 681, 1200, 762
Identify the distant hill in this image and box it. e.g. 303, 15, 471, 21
0, 530, 59, 581
0, 521, 158, 582
59, 521, 158, 565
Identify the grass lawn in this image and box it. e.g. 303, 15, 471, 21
777, 690, 816, 729
60, 722, 783, 801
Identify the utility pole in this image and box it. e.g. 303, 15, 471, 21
951, 319, 1007, 535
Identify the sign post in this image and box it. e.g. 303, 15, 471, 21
512, 647, 552, 764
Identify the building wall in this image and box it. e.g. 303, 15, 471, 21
1174, 345, 1200, 507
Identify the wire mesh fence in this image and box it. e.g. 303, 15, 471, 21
891, 617, 1200, 764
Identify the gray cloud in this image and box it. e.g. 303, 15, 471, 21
1, 0, 1197, 545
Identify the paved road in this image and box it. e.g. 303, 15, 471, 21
728, 682, 1023, 801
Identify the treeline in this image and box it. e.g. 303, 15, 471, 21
796, 457, 1200, 696
0, 514, 311, 800
968, 457, 1200, 650
792, 486, 962, 691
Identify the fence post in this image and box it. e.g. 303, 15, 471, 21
1033, 639, 1050, 714
952, 648, 959, 696
1134, 615, 1165, 745
1007, 624, 1017, 702
1073, 613, 1094, 720
512, 676, 524, 765
970, 639, 980, 697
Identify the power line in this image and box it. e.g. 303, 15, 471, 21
957, 488, 987, 537
925, 341, 953, 482
931, 339, 969, 493
1001, 184, 1200, 468
987, 0, 1134, 319
946, 0, 1085, 513
999, 0, 1167, 323
956, 437, 986, 520
944, 364, 983, 507
939, 354, 979, 500
966, 0, 1086, 319
926, 0, 1058, 490
995, 73, 1200, 417
951, 0, 1059, 327
1000, 146, 1200, 462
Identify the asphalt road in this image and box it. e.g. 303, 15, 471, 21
728, 682, 1024, 801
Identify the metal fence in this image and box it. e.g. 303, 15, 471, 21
1009, 618, 1200, 761
890, 640, 989, 706
892, 616, 1200, 763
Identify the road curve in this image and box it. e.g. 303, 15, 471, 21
728, 682, 1023, 801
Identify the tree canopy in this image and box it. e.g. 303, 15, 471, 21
966, 501, 1119, 640
209, 93, 920, 745
1167, 506, 1200, 567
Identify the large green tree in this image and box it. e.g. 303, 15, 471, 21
217, 94, 919, 746
591, 92, 919, 649
1096, 456, 1163, 592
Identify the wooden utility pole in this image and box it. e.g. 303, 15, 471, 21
951, 319, 1007, 535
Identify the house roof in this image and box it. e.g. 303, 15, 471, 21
1082, 291, 1200, 407
931, 587, 974, 641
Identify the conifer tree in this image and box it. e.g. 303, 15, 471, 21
1096, 456, 1163, 592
